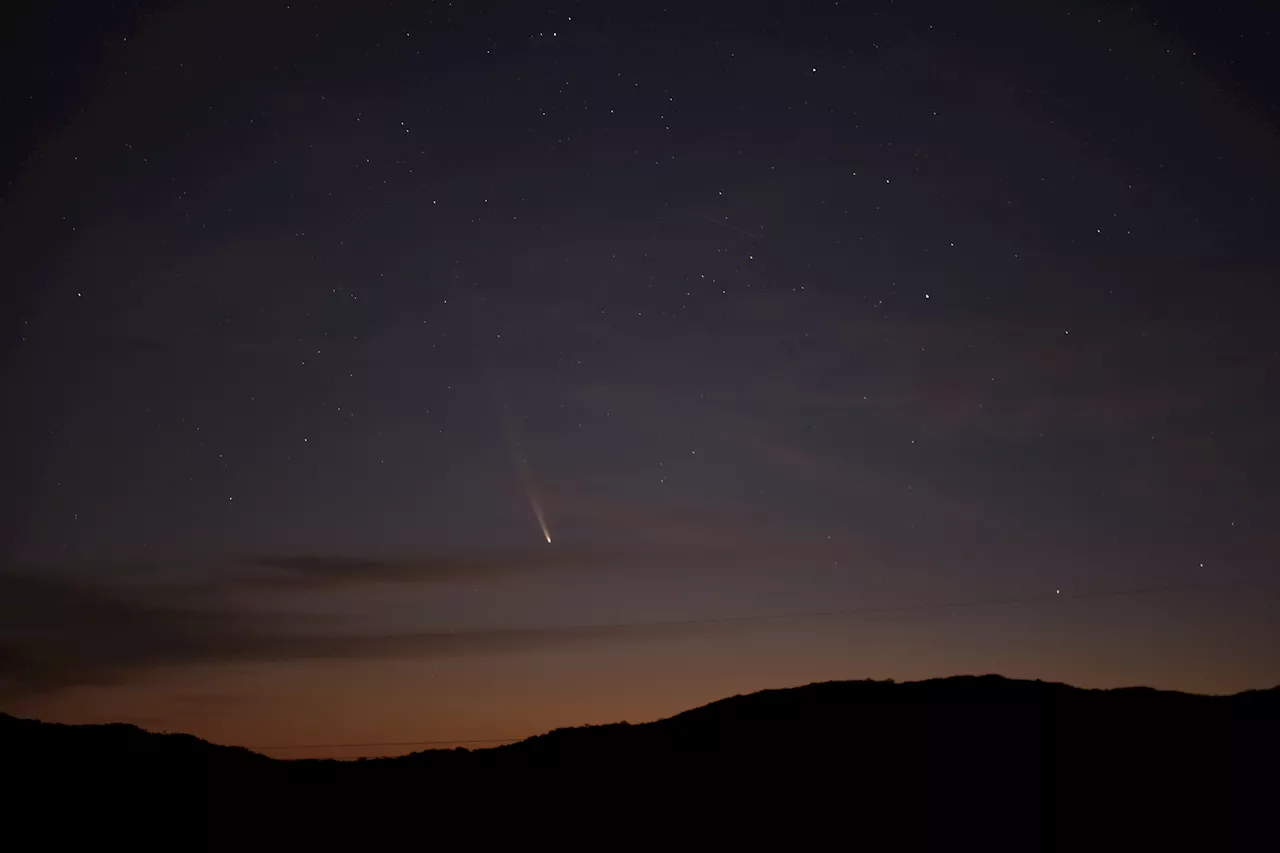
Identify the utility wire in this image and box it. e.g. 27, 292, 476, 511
252, 736, 523, 751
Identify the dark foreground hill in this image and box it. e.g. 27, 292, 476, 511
5, 675, 1278, 850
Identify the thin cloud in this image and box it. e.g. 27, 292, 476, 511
227, 549, 606, 589
224, 540, 818, 591
766, 306, 1273, 440
0, 570, 757, 699
0, 573, 255, 697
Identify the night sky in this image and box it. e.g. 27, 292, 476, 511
3, 0, 1278, 757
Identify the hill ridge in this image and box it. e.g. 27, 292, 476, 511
6, 673, 1276, 758
5, 674, 1276, 849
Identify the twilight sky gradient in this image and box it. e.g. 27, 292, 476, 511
2, 0, 1278, 757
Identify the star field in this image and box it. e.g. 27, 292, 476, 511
1, 0, 1278, 754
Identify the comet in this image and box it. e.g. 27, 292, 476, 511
531, 496, 553, 544
491, 369, 553, 544
513, 442, 553, 544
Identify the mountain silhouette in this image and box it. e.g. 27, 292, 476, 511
6, 675, 1276, 850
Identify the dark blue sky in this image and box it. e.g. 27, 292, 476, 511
2, 0, 1278, 754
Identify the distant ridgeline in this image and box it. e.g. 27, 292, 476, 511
5, 675, 1276, 850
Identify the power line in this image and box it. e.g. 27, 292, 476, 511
251, 736, 523, 751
